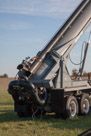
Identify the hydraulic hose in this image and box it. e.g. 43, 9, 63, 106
8, 80, 47, 106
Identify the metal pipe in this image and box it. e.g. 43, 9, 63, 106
29, 0, 91, 75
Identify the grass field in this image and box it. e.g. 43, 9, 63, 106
0, 78, 91, 136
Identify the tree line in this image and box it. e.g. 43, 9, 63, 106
72, 68, 91, 77
0, 74, 8, 78
0, 70, 91, 78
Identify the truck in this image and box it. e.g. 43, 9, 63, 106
8, 0, 91, 119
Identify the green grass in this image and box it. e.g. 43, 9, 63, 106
0, 87, 91, 136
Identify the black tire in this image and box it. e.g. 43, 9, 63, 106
17, 104, 33, 118
17, 110, 33, 118
64, 96, 79, 119
17, 112, 29, 118
78, 93, 90, 116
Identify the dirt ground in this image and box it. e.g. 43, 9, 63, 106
0, 77, 88, 88
0, 78, 14, 88
0, 76, 90, 89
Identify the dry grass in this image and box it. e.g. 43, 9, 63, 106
0, 78, 14, 89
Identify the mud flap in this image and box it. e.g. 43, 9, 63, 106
51, 89, 64, 114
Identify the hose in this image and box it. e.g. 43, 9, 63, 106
29, 82, 47, 106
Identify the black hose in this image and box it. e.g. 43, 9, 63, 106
29, 82, 47, 106
8, 80, 47, 106
69, 41, 86, 66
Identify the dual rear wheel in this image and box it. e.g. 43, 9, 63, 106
56, 93, 90, 119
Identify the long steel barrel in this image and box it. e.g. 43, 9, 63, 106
29, 0, 91, 75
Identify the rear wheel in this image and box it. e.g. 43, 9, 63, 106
78, 93, 90, 116
56, 96, 79, 119
17, 112, 30, 118
17, 104, 32, 118
64, 96, 79, 119
17, 104, 42, 118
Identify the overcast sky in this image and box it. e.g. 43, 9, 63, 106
0, 0, 91, 77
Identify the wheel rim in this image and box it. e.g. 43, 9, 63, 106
83, 98, 90, 114
70, 101, 76, 117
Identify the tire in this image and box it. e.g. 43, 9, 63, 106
17, 104, 33, 118
17, 112, 29, 118
64, 96, 79, 119
78, 93, 90, 116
